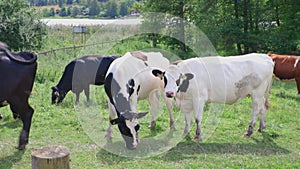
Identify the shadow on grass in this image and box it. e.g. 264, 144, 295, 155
95, 131, 290, 164
161, 132, 290, 161
0, 117, 21, 129
275, 92, 299, 101
0, 150, 25, 169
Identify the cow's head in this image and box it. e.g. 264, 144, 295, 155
110, 111, 148, 149
152, 67, 194, 98
51, 86, 66, 104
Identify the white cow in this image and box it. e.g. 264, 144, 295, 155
152, 53, 274, 140
104, 51, 174, 149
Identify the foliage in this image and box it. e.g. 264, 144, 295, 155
139, 0, 300, 55
0, 0, 47, 50
89, 0, 100, 16
104, 0, 118, 18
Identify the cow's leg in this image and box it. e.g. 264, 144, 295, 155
105, 101, 116, 139
10, 99, 34, 150
148, 91, 159, 129
180, 99, 194, 136
244, 97, 263, 137
165, 97, 175, 129
75, 92, 80, 104
84, 85, 90, 103
295, 78, 300, 98
12, 109, 20, 119
0, 113, 2, 119
193, 98, 205, 141
257, 104, 266, 132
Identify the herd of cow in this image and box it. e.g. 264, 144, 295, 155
0, 41, 299, 150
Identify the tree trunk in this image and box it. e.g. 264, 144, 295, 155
243, 0, 250, 54
275, 3, 280, 26
234, 0, 243, 55
32, 146, 70, 169
178, 1, 186, 53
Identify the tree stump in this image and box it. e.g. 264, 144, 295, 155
31, 145, 70, 169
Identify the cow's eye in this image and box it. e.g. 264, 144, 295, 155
135, 124, 140, 131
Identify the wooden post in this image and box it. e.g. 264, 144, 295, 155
31, 145, 70, 169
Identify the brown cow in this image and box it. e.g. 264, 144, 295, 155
268, 53, 300, 97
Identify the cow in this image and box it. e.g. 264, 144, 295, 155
104, 51, 174, 149
0, 41, 37, 150
268, 53, 300, 97
152, 53, 274, 141
51, 55, 120, 104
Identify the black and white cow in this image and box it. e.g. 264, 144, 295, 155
0, 41, 37, 150
52, 55, 119, 104
104, 51, 173, 149
152, 53, 274, 140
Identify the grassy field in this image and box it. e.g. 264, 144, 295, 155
0, 25, 299, 168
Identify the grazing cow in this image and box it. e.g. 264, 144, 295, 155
51, 55, 119, 104
268, 53, 300, 97
0, 41, 37, 150
152, 53, 274, 140
104, 51, 174, 149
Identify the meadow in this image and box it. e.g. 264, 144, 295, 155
0, 25, 299, 168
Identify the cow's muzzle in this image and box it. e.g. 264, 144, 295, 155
166, 91, 175, 98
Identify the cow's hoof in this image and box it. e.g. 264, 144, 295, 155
193, 136, 201, 142
16, 144, 26, 150
148, 121, 156, 129
243, 133, 250, 138
104, 134, 112, 140
257, 128, 263, 133
182, 131, 190, 138
170, 120, 175, 129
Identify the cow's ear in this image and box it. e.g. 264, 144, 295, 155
184, 73, 194, 80
152, 69, 164, 80
110, 118, 119, 125
137, 111, 149, 119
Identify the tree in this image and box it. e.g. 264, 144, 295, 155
71, 6, 80, 17
67, 6, 72, 16
105, 0, 118, 18
0, 0, 47, 50
66, 0, 73, 5
42, 8, 50, 17
140, 0, 190, 53
58, 0, 65, 8
59, 7, 67, 16
49, 7, 55, 16
119, 1, 128, 16
89, 0, 100, 16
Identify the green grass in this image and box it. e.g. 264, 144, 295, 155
0, 26, 299, 168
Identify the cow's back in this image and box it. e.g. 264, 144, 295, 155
105, 52, 169, 112
106, 52, 169, 89
177, 53, 274, 104
0, 53, 37, 100
268, 54, 300, 80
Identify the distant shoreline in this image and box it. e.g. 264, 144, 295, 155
41, 18, 143, 26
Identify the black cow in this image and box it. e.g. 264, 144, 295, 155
0, 41, 37, 150
51, 55, 119, 104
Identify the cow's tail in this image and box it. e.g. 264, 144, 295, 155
264, 76, 273, 110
